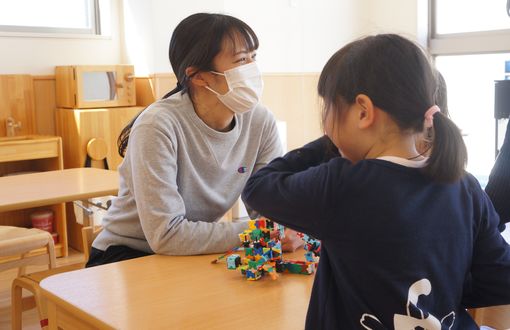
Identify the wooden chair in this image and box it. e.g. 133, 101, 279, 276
469, 305, 510, 329
0, 226, 57, 330
10, 225, 102, 329
0, 226, 56, 276
81, 225, 103, 261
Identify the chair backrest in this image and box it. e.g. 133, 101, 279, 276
81, 225, 103, 262
0, 226, 56, 275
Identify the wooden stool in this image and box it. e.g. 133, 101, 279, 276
0, 226, 56, 276
10, 226, 101, 329
11, 263, 83, 329
0, 226, 56, 329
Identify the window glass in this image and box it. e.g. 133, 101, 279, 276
435, 0, 510, 34
435, 53, 510, 185
0, 0, 96, 33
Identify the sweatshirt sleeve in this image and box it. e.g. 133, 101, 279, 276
252, 114, 284, 173
127, 124, 247, 255
242, 136, 345, 238
462, 188, 510, 308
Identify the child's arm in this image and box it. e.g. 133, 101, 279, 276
242, 136, 346, 239
462, 190, 510, 308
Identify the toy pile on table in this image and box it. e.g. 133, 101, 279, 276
217, 217, 321, 281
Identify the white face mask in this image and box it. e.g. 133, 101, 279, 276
205, 62, 263, 114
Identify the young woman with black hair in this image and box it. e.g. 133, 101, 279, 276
87, 13, 302, 266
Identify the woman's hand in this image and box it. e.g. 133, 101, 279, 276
270, 228, 303, 252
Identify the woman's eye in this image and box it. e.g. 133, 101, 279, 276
235, 53, 256, 63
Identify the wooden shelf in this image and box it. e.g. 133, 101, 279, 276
56, 107, 142, 251
0, 136, 67, 257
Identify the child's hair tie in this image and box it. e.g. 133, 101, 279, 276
424, 105, 440, 129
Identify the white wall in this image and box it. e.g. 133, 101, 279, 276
357, 0, 428, 45
0, 0, 123, 75
0, 0, 425, 76
134, 0, 365, 74
223, 0, 363, 72
121, 0, 157, 76
151, 0, 225, 75
130, 0, 423, 74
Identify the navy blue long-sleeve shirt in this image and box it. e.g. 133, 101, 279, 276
486, 118, 510, 230
243, 136, 510, 329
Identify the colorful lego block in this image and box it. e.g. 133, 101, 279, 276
227, 254, 241, 269
217, 216, 321, 281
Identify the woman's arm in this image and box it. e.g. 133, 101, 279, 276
127, 125, 247, 255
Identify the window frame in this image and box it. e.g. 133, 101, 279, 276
0, 0, 101, 36
428, 0, 510, 55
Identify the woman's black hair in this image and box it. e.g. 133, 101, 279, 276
318, 34, 467, 183
118, 13, 259, 157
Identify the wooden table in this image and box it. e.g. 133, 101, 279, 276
0, 168, 118, 212
40, 251, 315, 329
0, 168, 119, 256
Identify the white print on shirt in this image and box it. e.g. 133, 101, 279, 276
360, 278, 456, 329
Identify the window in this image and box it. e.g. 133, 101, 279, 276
435, 0, 510, 34
0, 0, 100, 35
429, 0, 510, 184
435, 53, 509, 182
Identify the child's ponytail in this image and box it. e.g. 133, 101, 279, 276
424, 112, 468, 183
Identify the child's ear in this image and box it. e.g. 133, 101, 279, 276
185, 67, 208, 87
355, 94, 375, 129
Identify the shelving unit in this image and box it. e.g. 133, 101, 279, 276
55, 107, 143, 251
0, 135, 67, 257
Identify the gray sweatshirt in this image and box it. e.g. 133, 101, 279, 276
92, 92, 282, 255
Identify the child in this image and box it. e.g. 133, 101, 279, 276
242, 34, 510, 329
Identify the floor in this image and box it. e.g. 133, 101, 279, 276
0, 249, 84, 329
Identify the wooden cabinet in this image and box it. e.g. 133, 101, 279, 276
56, 107, 144, 170
55, 106, 143, 251
0, 135, 67, 257
0, 75, 36, 137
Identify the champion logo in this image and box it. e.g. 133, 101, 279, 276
237, 166, 248, 174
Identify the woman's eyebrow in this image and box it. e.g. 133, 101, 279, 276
233, 50, 249, 55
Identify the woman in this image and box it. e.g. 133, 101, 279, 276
87, 13, 299, 266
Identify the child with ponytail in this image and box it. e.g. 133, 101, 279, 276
243, 34, 510, 329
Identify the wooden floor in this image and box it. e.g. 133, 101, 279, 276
0, 249, 84, 329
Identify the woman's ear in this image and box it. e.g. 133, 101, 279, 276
355, 94, 376, 129
185, 67, 208, 87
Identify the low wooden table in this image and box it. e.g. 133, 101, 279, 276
0, 168, 118, 212
0, 168, 119, 255
41, 250, 315, 329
